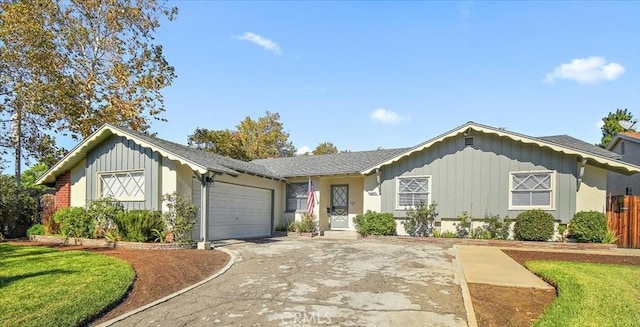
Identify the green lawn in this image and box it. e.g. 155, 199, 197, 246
0, 244, 135, 327
527, 260, 640, 327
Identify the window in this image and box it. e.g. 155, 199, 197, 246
99, 171, 145, 201
286, 183, 308, 212
510, 171, 554, 209
396, 176, 430, 209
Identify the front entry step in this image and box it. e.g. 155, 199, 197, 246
321, 230, 358, 240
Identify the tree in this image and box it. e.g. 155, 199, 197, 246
189, 111, 296, 161
599, 109, 634, 148
312, 142, 338, 155
21, 163, 49, 189
0, 0, 177, 183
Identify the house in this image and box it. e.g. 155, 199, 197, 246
606, 132, 640, 196
37, 122, 640, 246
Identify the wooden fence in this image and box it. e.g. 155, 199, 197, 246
606, 195, 640, 249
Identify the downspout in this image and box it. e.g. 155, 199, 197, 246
577, 157, 587, 191
199, 172, 213, 249
376, 168, 382, 195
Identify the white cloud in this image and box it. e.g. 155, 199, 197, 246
544, 56, 625, 84
595, 120, 604, 129
296, 145, 311, 155
370, 108, 408, 124
236, 32, 281, 55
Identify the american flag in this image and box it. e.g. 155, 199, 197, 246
306, 176, 315, 216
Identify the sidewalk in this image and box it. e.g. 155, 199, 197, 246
455, 245, 553, 289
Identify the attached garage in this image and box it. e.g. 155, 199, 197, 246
193, 180, 274, 241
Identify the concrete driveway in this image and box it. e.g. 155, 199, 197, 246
112, 238, 468, 326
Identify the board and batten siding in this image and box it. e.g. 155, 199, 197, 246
86, 135, 161, 210
380, 133, 578, 223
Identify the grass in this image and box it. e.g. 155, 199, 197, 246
526, 260, 640, 327
0, 244, 135, 327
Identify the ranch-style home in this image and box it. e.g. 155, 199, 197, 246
37, 121, 640, 245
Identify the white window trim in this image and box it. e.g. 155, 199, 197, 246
97, 170, 146, 202
395, 175, 432, 210
508, 170, 555, 210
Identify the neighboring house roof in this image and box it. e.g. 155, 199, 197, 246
361, 121, 640, 175
37, 124, 284, 185
607, 131, 640, 151
252, 148, 409, 177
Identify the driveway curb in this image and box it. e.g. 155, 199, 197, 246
453, 245, 478, 327
96, 247, 238, 327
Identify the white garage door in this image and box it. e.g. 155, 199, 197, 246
207, 182, 273, 240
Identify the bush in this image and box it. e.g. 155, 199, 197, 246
53, 207, 92, 238
403, 202, 438, 237
454, 211, 472, 238
471, 226, 491, 239
162, 193, 198, 242
441, 230, 456, 238
0, 176, 38, 238
86, 198, 123, 238
485, 215, 511, 240
113, 210, 165, 242
27, 224, 45, 236
569, 211, 607, 243
275, 218, 291, 232
353, 210, 396, 236
513, 209, 555, 241
294, 213, 316, 233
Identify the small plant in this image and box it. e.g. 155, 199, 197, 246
403, 201, 438, 237
432, 228, 442, 238
557, 224, 568, 242
353, 210, 396, 236
287, 221, 297, 232
569, 211, 607, 243
104, 229, 121, 242
275, 218, 292, 232
471, 226, 491, 239
513, 209, 555, 241
53, 207, 92, 239
295, 213, 316, 233
441, 230, 456, 238
151, 228, 168, 243
485, 214, 511, 240
162, 193, 198, 242
27, 224, 45, 236
602, 229, 619, 244
454, 211, 472, 238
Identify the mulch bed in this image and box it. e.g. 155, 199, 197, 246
8, 241, 230, 325
469, 249, 640, 327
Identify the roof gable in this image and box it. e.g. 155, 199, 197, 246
607, 132, 640, 151
361, 122, 640, 175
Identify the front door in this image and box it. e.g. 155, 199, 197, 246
330, 185, 349, 229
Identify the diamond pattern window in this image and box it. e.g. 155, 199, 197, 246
510, 171, 554, 209
397, 176, 430, 209
99, 171, 145, 201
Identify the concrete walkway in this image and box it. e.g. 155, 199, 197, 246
454, 245, 553, 290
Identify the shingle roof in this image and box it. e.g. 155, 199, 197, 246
252, 148, 410, 177
129, 129, 284, 180
620, 132, 640, 141
536, 135, 621, 159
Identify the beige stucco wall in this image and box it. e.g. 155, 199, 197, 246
176, 163, 194, 198
70, 159, 86, 207
363, 174, 381, 213
215, 173, 286, 228
576, 164, 607, 213
160, 159, 177, 212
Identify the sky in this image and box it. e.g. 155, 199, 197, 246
6, 1, 640, 172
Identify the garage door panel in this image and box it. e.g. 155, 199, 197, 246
208, 182, 272, 240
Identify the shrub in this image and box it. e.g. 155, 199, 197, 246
513, 209, 555, 241
471, 226, 491, 239
353, 210, 396, 236
162, 193, 198, 242
113, 210, 165, 242
27, 224, 45, 236
569, 211, 607, 243
0, 176, 38, 238
485, 214, 511, 240
403, 201, 438, 237
86, 198, 123, 238
441, 230, 456, 238
275, 218, 292, 232
557, 224, 568, 242
454, 211, 472, 238
53, 207, 92, 238
294, 213, 316, 233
